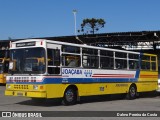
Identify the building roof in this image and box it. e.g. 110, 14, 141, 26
1, 30, 160, 49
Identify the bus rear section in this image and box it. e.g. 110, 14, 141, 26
5, 39, 158, 105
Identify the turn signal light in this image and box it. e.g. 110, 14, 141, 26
40, 86, 43, 90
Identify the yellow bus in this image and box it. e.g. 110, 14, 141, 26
5, 39, 158, 105
0, 50, 9, 84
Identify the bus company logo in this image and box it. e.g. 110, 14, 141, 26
62, 69, 82, 75
84, 70, 92, 77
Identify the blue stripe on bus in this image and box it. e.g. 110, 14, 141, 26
7, 78, 138, 84
43, 78, 138, 84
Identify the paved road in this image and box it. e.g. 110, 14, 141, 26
0, 85, 160, 120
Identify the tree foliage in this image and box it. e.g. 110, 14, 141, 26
78, 18, 106, 34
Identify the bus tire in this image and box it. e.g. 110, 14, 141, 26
126, 84, 137, 100
62, 88, 77, 105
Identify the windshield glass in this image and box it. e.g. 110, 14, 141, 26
0, 63, 3, 74
9, 47, 46, 74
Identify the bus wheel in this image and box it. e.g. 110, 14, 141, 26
62, 88, 77, 105
126, 85, 137, 100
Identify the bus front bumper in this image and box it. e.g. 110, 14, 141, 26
5, 90, 46, 98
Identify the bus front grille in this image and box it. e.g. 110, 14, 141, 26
14, 85, 29, 90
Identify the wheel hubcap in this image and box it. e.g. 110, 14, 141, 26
130, 87, 136, 97
65, 90, 74, 102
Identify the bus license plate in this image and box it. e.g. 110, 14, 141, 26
17, 92, 24, 96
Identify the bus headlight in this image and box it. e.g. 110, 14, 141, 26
33, 85, 38, 90
7, 84, 11, 89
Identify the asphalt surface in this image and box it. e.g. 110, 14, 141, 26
0, 84, 160, 120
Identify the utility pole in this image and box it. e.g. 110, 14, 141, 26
73, 10, 77, 36
72, 10, 83, 44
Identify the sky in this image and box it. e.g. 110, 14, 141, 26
0, 0, 160, 40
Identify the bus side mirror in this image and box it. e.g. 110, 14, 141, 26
9, 61, 16, 71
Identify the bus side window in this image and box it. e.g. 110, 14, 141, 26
47, 49, 54, 66
128, 53, 140, 70
82, 48, 99, 68
151, 56, 157, 71
82, 55, 99, 68
47, 49, 60, 66
152, 62, 156, 71
129, 60, 139, 69
62, 54, 80, 67
100, 50, 114, 69
47, 49, 60, 74
115, 52, 127, 69
115, 59, 127, 69
141, 55, 151, 71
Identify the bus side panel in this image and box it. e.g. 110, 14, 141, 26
138, 71, 158, 82
136, 82, 158, 92
46, 83, 131, 98
46, 70, 158, 98
137, 71, 158, 92
77, 83, 131, 96
46, 84, 68, 98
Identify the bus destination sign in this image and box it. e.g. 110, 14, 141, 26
16, 42, 36, 47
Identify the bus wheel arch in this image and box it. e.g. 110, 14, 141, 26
62, 85, 78, 105
126, 83, 137, 100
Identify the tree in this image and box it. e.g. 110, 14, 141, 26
78, 18, 106, 34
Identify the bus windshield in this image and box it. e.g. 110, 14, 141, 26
9, 48, 46, 74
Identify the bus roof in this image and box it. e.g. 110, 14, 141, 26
11, 39, 156, 55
